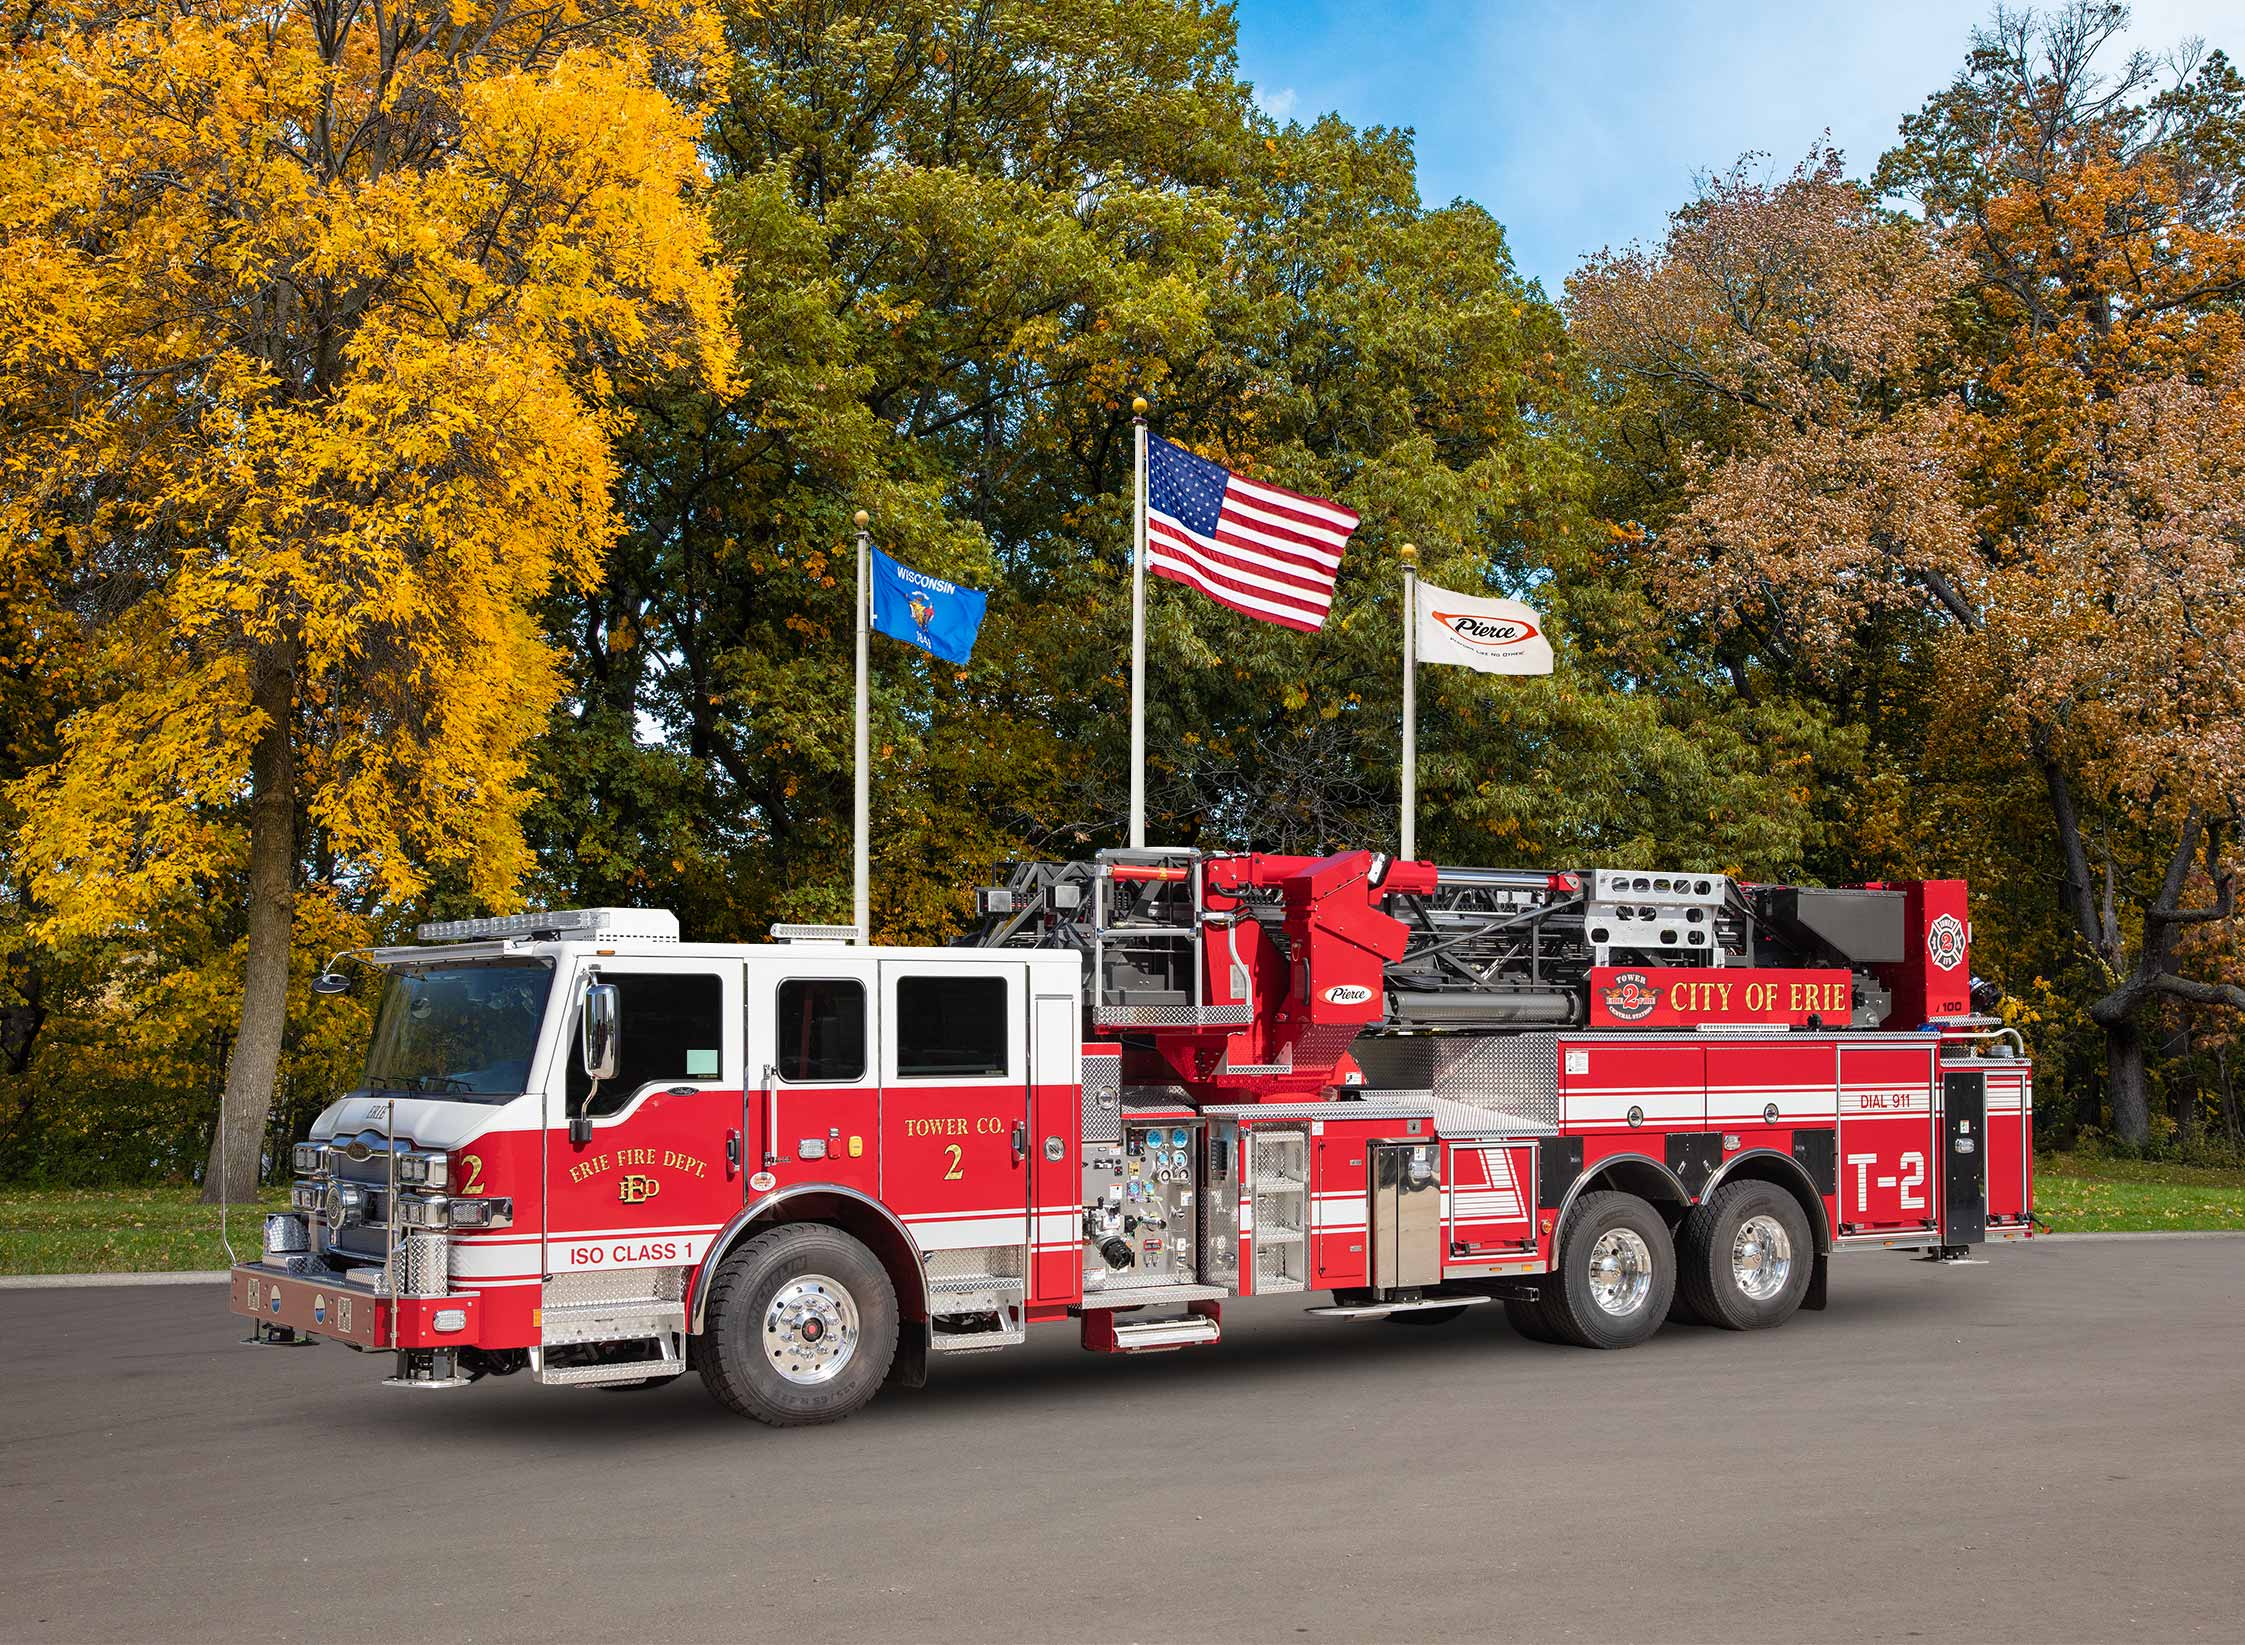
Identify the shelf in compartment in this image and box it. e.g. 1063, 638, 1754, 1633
1254, 1228, 1304, 1246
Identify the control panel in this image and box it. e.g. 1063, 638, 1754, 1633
1082, 1123, 1200, 1294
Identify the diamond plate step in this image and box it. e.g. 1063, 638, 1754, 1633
1108, 1314, 1221, 1351
534, 1355, 685, 1387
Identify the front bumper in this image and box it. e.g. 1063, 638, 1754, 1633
229, 1264, 481, 1350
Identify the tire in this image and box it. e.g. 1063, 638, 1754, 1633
1384, 1305, 1468, 1327
697, 1224, 899, 1426
1503, 1298, 1561, 1343
1674, 1180, 1814, 1331
1539, 1190, 1676, 1349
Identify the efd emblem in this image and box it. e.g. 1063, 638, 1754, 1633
1602, 971, 1662, 1023
1926, 913, 1966, 971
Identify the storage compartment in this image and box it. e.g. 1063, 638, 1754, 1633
1246, 1127, 1307, 1294
1370, 1142, 1441, 1289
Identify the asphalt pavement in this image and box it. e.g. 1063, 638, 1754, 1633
3, 1237, 2240, 1644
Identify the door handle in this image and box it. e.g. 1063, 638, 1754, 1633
1010, 1121, 1027, 1165
760, 1066, 779, 1168
726, 1129, 740, 1178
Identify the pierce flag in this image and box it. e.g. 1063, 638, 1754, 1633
869, 546, 986, 666
1413, 581, 1553, 675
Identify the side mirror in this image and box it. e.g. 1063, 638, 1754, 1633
580, 983, 621, 1082
310, 972, 353, 996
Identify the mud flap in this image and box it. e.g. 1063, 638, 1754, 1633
1803, 1251, 1829, 1312
887, 1318, 930, 1389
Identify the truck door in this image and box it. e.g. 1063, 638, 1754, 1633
879, 958, 1031, 1277
744, 953, 881, 1201
543, 956, 742, 1278
1836, 1042, 1938, 1236
1941, 1068, 1987, 1244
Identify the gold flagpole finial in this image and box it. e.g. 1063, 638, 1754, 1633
853, 509, 869, 529
1399, 541, 1417, 563
1132, 396, 1148, 416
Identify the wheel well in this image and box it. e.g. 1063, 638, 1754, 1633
1705, 1150, 1832, 1253
690, 1190, 928, 1332
1568, 1154, 1691, 1225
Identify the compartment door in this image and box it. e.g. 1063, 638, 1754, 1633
879, 960, 1031, 1274
1941, 1069, 1987, 1244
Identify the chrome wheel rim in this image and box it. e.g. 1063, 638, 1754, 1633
1730, 1214, 1793, 1300
762, 1274, 860, 1385
1586, 1228, 1654, 1316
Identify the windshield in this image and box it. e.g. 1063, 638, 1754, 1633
360, 959, 555, 1103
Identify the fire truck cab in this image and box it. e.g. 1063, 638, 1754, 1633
236, 851, 2035, 1426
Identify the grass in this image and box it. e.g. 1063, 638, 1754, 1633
2031, 1152, 2245, 1233
0, 1186, 288, 1276
1, 1156, 2241, 1274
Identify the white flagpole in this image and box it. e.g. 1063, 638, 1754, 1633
1400, 541, 1417, 861
853, 509, 871, 943
1130, 395, 1148, 848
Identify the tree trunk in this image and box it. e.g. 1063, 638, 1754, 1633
200, 650, 296, 1205
2105, 1017, 2148, 1147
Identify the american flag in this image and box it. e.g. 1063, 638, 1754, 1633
1145, 434, 1358, 632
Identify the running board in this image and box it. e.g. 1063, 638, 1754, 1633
533, 1353, 686, 1387
1304, 1293, 1495, 1321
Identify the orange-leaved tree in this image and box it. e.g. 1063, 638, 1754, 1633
0, 0, 733, 1199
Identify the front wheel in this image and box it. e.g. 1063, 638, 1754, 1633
1537, 1191, 1676, 1349
697, 1224, 899, 1426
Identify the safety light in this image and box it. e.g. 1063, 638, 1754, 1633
432, 1308, 468, 1334
292, 1142, 328, 1175
446, 1198, 513, 1230
289, 1181, 324, 1214
396, 1195, 451, 1230
395, 1151, 449, 1190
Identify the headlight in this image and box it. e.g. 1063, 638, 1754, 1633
396, 1195, 451, 1230
447, 1197, 513, 1230
292, 1142, 328, 1175
395, 1151, 449, 1190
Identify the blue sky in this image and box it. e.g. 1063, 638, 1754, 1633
1233, 0, 2237, 294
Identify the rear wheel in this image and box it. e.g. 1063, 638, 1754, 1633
1538, 1191, 1676, 1349
1675, 1180, 1814, 1331
697, 1224, 898, 1426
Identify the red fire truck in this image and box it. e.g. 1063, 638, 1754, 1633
233, 848, 2032, 1424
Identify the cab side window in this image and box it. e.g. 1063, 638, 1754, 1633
894, 974, 1007, 1078
776, 979, 866, 1083
567, 972, 724, 1117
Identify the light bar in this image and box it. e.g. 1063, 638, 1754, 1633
770, 923, 862, 944
415, 907, 679, 944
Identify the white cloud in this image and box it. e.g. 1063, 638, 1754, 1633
1261, 84, 1299, 122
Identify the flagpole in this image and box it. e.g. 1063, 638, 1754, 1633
1400, 541, 1417, 861
1130, 395, 1148, 848
853, 509, 871, 944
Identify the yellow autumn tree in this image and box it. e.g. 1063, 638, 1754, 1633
0, 0, 733, 1199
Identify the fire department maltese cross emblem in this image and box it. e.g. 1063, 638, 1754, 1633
1602, 971, 1662, 1022
1926, 913, 1966, 971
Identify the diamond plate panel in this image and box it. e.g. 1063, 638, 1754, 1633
925, 1244, 1024, 1283
1081, 1051, 1123, 1144
546, 1266, 686, 1308
1351, 1032, 1560, 1126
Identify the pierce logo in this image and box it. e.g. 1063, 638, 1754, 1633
1926, 913, 1966, 971
1433, 611, 1541, 650
1601, 971, 1662, 1022
1322, 983, 1375, 1006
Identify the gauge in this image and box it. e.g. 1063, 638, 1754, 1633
1171, 1127, 1190, 1147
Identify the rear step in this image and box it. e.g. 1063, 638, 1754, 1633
1082, 1303, 1222, 1354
